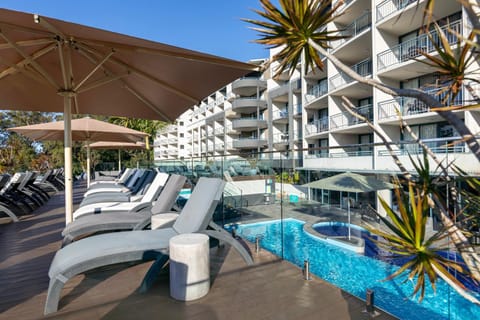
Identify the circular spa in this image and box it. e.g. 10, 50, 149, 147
311, 221, 367, 254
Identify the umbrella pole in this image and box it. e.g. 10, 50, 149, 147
118, 149, 121, 171
348, 192, 351, 241
63, 97, 73, 224
86, 142, 91, 188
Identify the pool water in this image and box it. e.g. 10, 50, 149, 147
233, 219, 480, 320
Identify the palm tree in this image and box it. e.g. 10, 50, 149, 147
245, 0, 480, 303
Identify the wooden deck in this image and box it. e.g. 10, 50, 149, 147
0, 184, 397, 320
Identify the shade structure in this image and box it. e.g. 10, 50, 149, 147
303, 172, 396, 239
9, 117, 148, 189
0, 8, 255, 223
303, 172, 396, 193
87, 140, 146, 172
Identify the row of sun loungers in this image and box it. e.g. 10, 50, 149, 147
0, 169, 63, 222
43, 169, 254, 315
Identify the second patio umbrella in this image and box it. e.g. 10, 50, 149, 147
9, 117, 148, 188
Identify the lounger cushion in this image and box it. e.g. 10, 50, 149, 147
49, 228, 178, 279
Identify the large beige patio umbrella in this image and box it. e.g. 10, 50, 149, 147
0, 8, 255, 223
87, 140, 146, 172
9, 117, 148, 188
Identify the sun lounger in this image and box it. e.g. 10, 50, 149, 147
72, 172, 169, 220
45, 177, 253, 315
62, 174, 187, 245
79, 170, 166, 207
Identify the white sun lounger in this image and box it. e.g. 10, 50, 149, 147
62, 174, 187, 245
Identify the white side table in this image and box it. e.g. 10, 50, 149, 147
169, 233, 210, 301
151, 213, 179, 229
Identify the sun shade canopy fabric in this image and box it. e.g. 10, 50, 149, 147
303, 172, 396, 193
0, 8, 256, 121
87, 141, 146, 150
8, 117, 148, 142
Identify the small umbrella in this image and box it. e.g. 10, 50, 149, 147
303, 172, 396, 240
87, 140, 146, 172
0, 8, 255, 223
9, 117, 148, 188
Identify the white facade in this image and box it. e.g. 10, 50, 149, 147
154, 0, 480, 176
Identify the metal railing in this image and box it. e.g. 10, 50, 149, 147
378, 86, 464, 120
377, 20, 462, 71
306, 79, 328, 100
329, 58, 372, 90
331, 11, 371, 49
376, 0, 417, 22
378, 137, 467, 156
272, 109, 289, 121
330, 104, 373, 129
305, 117, 329, 135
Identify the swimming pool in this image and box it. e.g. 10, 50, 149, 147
232, 219, 480, 320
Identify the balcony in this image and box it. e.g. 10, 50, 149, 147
233, 138, 268, 149
305, 80, 328, 104
272, 109, 289, 124
329, 58, 372, 91
232, 97, 267, 113
330, 104, 373, 130
270, 83, 290, 102
305, 117, 329, 137
376, 0, 416, 22
232, 77, 267, 96
376, 137, 477, 174
378, 87, 464, 121
232, 117, 268, 131
330, 11, 371, 51
377, 20, 462, 72
273, 132, 289, 149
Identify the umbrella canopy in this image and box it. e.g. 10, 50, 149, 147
9, 117, 148, 188
0, 8, 255, 223
87, 141, 146, 150
8, 117, 148, 142
303, 172, 396, 193
0, 8, 255, 120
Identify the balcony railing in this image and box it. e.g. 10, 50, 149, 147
330, 104, 373, 129
331, 11, 371, 49
306, 79, 328, 100
377, 20, 462, 71
378, 87, 464, 120
272, 109, 289, 121
305, 117, 329, 135
376, 0, 416, 22
378, 137, 467, 156
330, 150, 373, 158
329, 58, 372, 90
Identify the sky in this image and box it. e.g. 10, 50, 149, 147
1, 0, 270, 62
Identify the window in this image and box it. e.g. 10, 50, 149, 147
180, 145, 185, 149
179, 133, 184, 138
358, 134, 373, 154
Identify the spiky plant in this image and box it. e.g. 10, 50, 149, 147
242, 0, 347, 78
417, 24, 479, 107
367, 181, 467, 302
